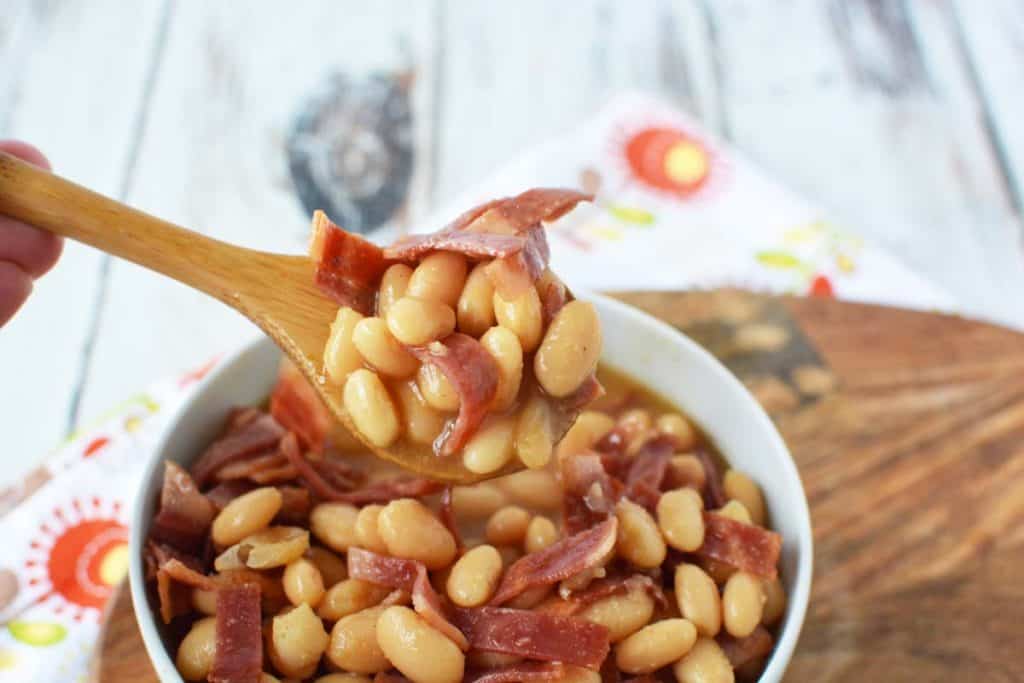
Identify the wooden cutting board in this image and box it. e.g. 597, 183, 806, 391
91, 290, 1024, 682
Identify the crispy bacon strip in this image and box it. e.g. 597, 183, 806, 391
623, 435, 675, 510
719, 626, 774, 670
276, 486, 311, 525
539, 575, 665, 617
561, 454, 622, 535
451, 607, 610, 670
697, 513, 782, 579
386, 188, 590, 259
150, 462, 216, 551
269, 360, 333, 453
329, 477, 445, 505
407, 334, 499, 456
155, 559, 217, 624
484, 225, 551, 298
190, 414, 285, 487
348, 548, 468, 650
210, 584, 262, 683
464, 662, 568, 683
206, 480, 256, 510
697, 450, 727, 509
310, 209, 390, 315
439, 487, 463, 553
211, 450, 287, 482
490, 518, 617, 606
144, 540, 202, 581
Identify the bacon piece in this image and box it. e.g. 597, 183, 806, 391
211, 450, 289, 482
439, 487, 463, 553
490, 518, 617, 606
150, 462, 216, 551
697, 450, 727, 509
191, 414, 286, 487
155, 559, 217, 624
347, 548, 468, 650
451, 607, 610, 670
269, 360, 333, 453
536, 271, 569, 325
206, 480, 256, 510
217, 568, 289, 616
623, 436, 675, 510
310, 454, 364, 490
144, 541, 202, 582
384, 230, 529, 261
386, 188, 591, 260
348, 547, 421, 592
310, 209, 389, 315
210, 584, 262, 683
329, 477, 444, 505
226, 406, 263, 431
540, 574, 665, 617
718, 626, 774, 670
484, 225, 550, 298
407, 334, 499, 456
464, 662, 568, 683
412, 564, 469, 650
697, 513, 781, 579
276, 486, 311, 525
561, 454, 622, 535
594, 425, 629, 459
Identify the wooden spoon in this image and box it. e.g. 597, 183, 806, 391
0, 150, 512, 483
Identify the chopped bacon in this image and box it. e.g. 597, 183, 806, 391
439, 487, 463, 553
536, 271, 569, 325
217, 568, 288, 616
269, 360, 333, 453
484, 225, 550, 298
309, 454, 364, 490
386, 188, 590, 260
276, 486, 311, 525
348, 547, 421, 592
412, 564, 469, 650
464, 662, 568, 683
226, 406, 263, 431
329, 477, 445, 505
150, 462, 216, 551
144, 540, 202, 581
719, 626, 774, 670
155, 559, 217, 624
697, 450, 727, 509
211, 450, 289, 483
490, 518, 617, 606
594, 426, 629, 458
206, 480, 256, 510
540, 574, 665, 617
190, 414, 285, 487
348, 548, 468, 650
557, 373, 606, 412
210, 584, 262, 683
384, 229, 529, 261
623, 436, 675, 510
697, 513, 781, 579
561, 454, 622, 535
407, 334, 499, 456
310, 209, 390, 315
451, 607, 610, 670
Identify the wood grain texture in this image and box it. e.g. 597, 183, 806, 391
93, 291, 1024, 682
0, 0, 169, 482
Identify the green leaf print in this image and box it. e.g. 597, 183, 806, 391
755, 250, 804, 270
607, 205, 655, 226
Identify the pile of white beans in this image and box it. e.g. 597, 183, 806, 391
172, 388, 787, 683
321, 252, 601, 474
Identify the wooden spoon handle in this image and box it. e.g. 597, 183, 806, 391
0, 150, 251, 303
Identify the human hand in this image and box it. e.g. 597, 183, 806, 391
0, 141, 63, 327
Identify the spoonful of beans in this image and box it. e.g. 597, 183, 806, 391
0, 151, 601, 483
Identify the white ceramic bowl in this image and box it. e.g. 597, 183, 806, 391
129, 292, 812, 682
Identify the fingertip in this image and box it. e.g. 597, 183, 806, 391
0, 140, 51, 171
0, 261, 34, 328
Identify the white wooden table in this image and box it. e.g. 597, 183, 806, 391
2, 0, 1023, 487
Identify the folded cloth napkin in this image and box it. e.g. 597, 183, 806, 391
0, 92, 958, 681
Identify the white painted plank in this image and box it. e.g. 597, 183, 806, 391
434, 0, 717, 205
76, 0, 438, 423
703, 0, 1024, 327
0, 0, 167, 486
952, 0, 1024, 210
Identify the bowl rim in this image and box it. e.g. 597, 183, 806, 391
129, 290, 813, 683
